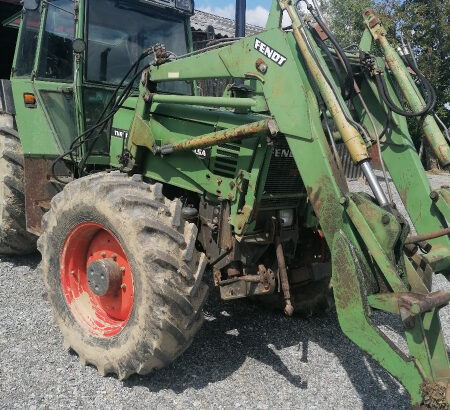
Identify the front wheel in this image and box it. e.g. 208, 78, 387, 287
39, 171, 208, 379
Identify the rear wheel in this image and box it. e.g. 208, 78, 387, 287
39, 171, 208, 379
0, 117, 37, 254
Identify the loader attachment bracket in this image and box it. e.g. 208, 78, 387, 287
333, 226, 450, 407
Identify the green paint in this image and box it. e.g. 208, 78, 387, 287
8, 0, 449, 405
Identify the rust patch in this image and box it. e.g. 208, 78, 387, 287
306, 185, 323, 218
24, 158, 71, 235
172, 119, 276, 152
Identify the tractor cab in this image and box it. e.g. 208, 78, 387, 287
9, 0, 194, 234
10, 0, 193, 159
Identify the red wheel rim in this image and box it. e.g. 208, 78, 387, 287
61, 222, 134, 337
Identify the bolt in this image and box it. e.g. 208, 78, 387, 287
255, 58, 267, 74
120, 283, 126, 289
101, 252, 106, 258
120, 267, 126, 273
339, 196, 348, 206
429, 191, 439, 202
229, 181, 235, 189
111, 253, 117, 261
381, 214, 390, 225
70, 270, 75, 276
216, 177, 222, 186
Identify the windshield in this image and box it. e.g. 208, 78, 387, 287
86, 0, 191, 94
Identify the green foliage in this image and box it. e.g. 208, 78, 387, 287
320, 0, 373, 46
396, 0, 450, 123
320, 0, 449, 167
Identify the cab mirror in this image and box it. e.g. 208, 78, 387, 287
73, 39, 86, 54
23, 0, 40, 10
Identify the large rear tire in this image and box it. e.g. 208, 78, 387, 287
39, 171, 208, 379
0, 116, 37, 255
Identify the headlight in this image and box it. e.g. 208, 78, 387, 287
175, 0, 194, 13
278, 209, 294, 227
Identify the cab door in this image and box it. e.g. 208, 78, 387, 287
11, 0, 77, 157
33, 0, 77, 154
10, 1, 77, 234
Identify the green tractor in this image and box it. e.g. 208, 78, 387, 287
1, 0, 449, 406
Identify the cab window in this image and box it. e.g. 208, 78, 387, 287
86, 0, 191, 94
37, 0, 75, 81
14, 9, 40, 76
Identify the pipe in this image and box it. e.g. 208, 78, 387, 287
274, 223, 294, 316
151, 94, 256, 108
235, 0, 246, 38
360, 160, 389, 207
404, 227, 450, 245
155, 119, 278, 155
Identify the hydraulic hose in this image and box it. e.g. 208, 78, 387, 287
404, 53, 437, 110
364, 8, 450, 167
302, 0, 355, 100
374, 69, 435, 118
310, 27, 348, 100
51, 47, 156, 182
285, 2, 389, 206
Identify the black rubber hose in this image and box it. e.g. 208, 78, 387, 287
302, 26, 372, 143
404, 54, 437, 110
375, 71, 434, 117
311, 28, 349, 100
77, 66, 146, 175
305, 2, 354, 99
51, 52, 152, 183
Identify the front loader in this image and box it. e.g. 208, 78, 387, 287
1, 0, 449, 406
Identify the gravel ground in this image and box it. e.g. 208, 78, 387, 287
0, 173, 449, 410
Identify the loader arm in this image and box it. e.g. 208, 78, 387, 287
126, 0, 450, 406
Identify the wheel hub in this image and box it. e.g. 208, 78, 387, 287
61, 222, 134, 337
87, 258, 121, 296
